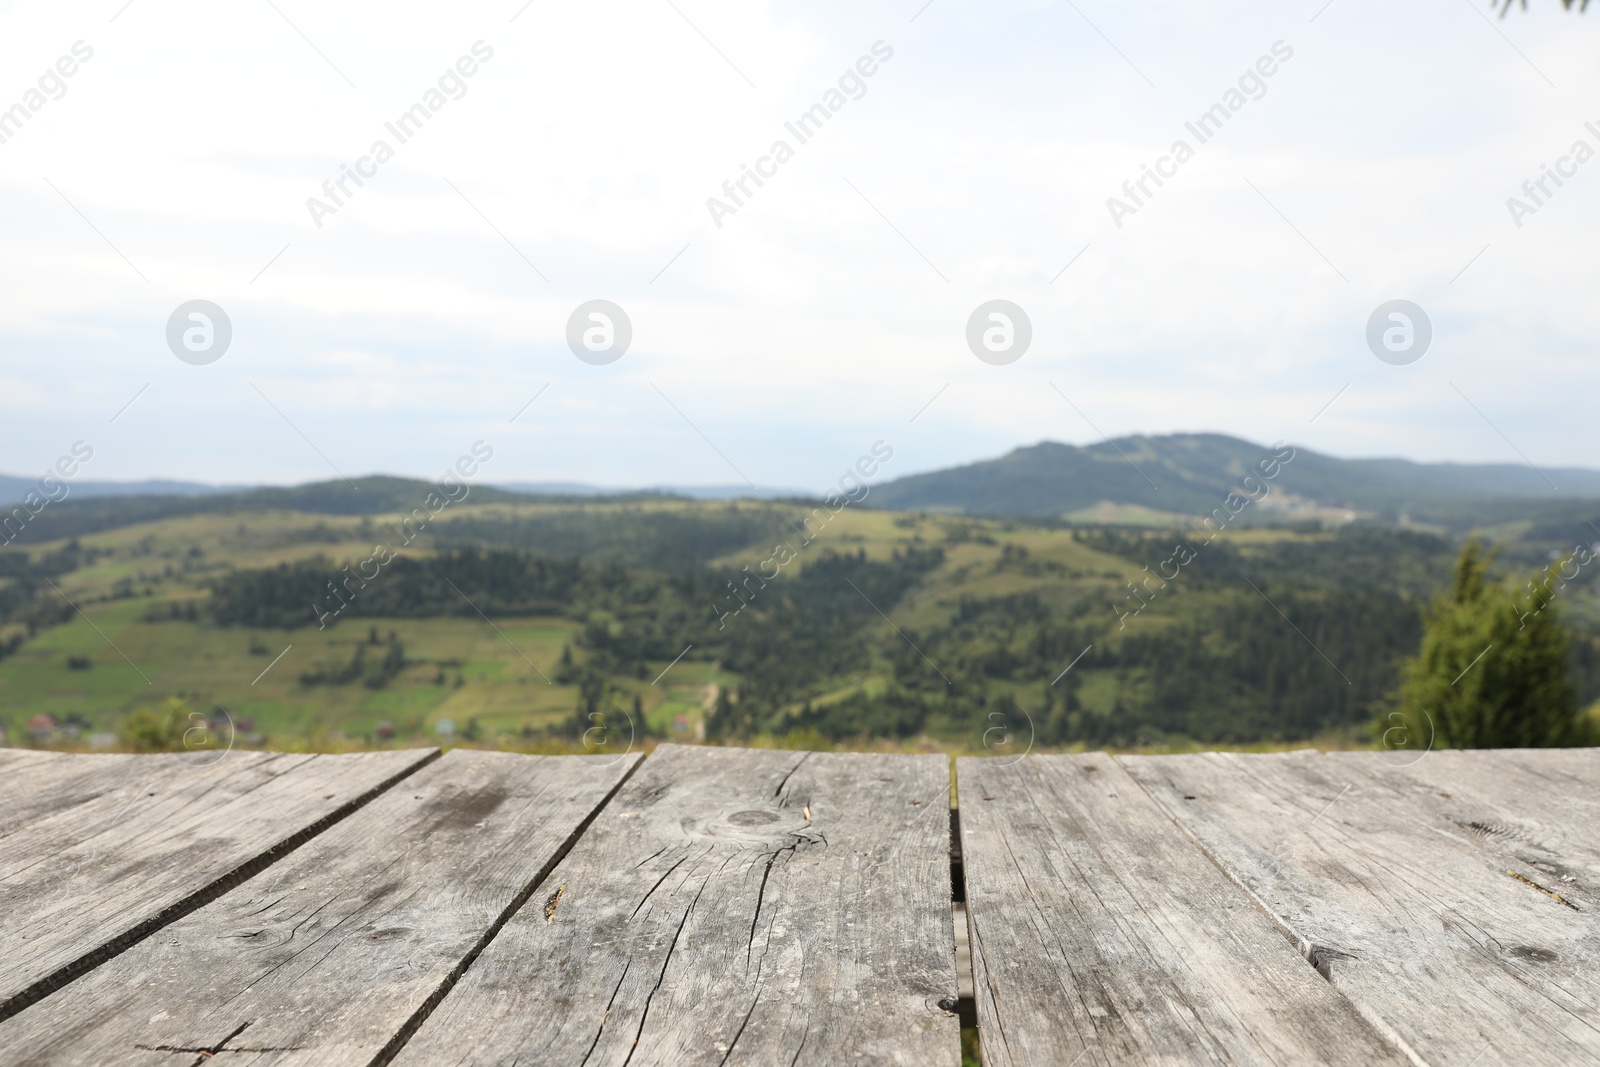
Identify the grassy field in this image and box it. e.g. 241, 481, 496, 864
0, 501, 755, 749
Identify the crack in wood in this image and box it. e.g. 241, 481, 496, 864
1304, 943, 1357, 982
772, 752, 813, 802
715, 993, 762, 1067
620, 878, 709, 1067
133, 1021, 306, 1065
746, 837, 810, 970
578, 959, 631, 1067
630, 852, 695, 921
1506, 869, 1582, 911
632, 845, 669, 870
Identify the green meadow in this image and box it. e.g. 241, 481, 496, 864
0, 502, 745, 749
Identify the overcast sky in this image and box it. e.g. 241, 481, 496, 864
0, 0, 1595, 493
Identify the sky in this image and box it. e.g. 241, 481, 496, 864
0, 0, 1596, 495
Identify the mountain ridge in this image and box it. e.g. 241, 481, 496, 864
4, 433, 1597, 542
870, 433, 1600, 525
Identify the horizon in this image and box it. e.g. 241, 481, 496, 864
5, 428, 1599, 501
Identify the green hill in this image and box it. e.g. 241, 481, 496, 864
0, 476, 703, 547
871, 434, 1600, 528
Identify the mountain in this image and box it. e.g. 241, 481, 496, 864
495, 482, 805, 500
7, 433, 1598, 545
0, 477, 576, 546
0, 475, 798, 547
0, 473, 804, 510
0, 475, 243, 506
870, 434, 1600, 528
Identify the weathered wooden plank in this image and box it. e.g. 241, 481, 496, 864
0, 749, 640, 1066
0, 748, 64, 780
1371, 748, 1600, 886
0, 751, 135, 842
1122, 749, 1600, 1065
0, 747, 436, 1020
0, 752, 256, 851
390, 743, 960, 1067
956, 752, 1405, 1066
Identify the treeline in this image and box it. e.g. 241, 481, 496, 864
708, 584, 1425, 746
1092, 589, 1421, 741
1071, 525, 1456, 596
717, 557, 1600, 747
433, 505, 802, 570
0, 541, 102, 635
543, 547, 947, 738
667, 547, 947, 736
703, 530, 1457, 745
210, 548, 642, 627
0, 476, 542, 546
208, 542, 942, 659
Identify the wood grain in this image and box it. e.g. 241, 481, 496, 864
1369, 748, 1600, 893
0, 748, 68, 782
957, 752, 1405, 1066
0, 749, 640, 1067
0, 747, 435, 1020
0, 752, 156, 845
1121, 749, 1600, 1065
389, 743, 961, 1067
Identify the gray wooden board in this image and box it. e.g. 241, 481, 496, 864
390, 743, 961, 1067
1121, 749, 1600, 1065
0, 748, 69, 784
956, 752, 1405, 1066
0, 747, 48, 771
0, 752, 285, 852
1372, 748, 1600, 896
0, 749, 641, 1067
0, 747, 436, 1019
0, 751, 153, 844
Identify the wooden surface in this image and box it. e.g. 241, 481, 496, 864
0, 744, 1596, 1065
0, 749, 640, 1066
0, 751, 154, 844
390, 744, 961, 1067
957, 753, 1405, 1066
0, 748, 435, 1020
1121, 750, 1600, 1065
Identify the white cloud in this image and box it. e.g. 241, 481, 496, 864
0, 0, 1595, 493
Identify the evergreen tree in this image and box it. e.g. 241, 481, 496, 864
1391, 542, 1588, 749
706, 686, 754, 740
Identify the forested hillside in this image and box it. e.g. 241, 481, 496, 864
4, 491, 1597, 754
